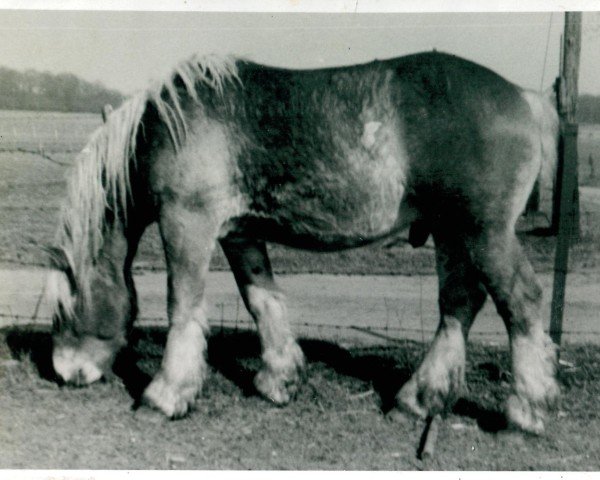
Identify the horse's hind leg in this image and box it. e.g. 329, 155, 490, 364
393, 233, 487, 419
220, 237, 305, 405
470, 228, 559, 433
142, 204, 220, 418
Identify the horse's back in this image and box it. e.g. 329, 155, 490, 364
146, 52, 546, 248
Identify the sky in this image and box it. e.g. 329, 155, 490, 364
0, 9, 599, 96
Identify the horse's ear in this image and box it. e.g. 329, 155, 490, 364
44, 246, 77, 292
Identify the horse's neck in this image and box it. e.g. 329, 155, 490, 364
89, 217, 140, 273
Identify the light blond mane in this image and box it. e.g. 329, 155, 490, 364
51, 54, 240, 308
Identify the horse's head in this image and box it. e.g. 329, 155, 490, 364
46, 246, 133, 386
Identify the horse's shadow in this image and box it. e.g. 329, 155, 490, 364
3, 326, 507, 432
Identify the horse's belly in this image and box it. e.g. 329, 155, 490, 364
233, 193, 418, 250
234, 70, 415, 249
237, 119, 415, 249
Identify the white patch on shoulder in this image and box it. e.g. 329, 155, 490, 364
153, 118, 248, 226
361, 121, 382, 149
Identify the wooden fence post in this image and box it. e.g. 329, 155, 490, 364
549, 11, 582, 347
551, 13, 582, 238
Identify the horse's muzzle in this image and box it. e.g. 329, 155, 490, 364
52, 336, 116, 386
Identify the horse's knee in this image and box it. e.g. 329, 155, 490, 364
500, 262, 544, 336
439, 281, 487, 329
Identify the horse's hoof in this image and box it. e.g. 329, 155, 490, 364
385, 408, 415, 426
256, 343, 305, 406
141, 374, 199, 419
394, 378, 428, 419
254, 368, 301, 405
505, 394, 547, 435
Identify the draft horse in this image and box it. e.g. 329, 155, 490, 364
47, 52, 560, 433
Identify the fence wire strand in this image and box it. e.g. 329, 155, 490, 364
2, 311, 600, 340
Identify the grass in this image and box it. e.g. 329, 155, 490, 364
1, 325, 599, 470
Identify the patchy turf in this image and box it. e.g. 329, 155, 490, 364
1, 325, 599, 470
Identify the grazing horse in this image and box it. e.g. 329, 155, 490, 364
46, 51, 560, 434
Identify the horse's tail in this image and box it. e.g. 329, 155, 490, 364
522, 88, 560, 186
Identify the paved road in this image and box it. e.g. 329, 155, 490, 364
1, 268, 598, 345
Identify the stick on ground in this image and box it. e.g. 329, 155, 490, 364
417, 415, 441, 460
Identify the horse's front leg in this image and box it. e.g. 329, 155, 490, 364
221, 237, 305, 405
142, 203, 220, 418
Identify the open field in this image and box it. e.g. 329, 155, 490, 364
1, 110, 600, 274
1, 110, 600, 470
0, 110, 100, 154
580, 124, 600, 188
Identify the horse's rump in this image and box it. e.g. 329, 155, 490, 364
208, 52, 557, 244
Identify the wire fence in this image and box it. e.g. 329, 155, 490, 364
2, 296, 600, 346
1, 111, 600, 346
0, 110, 100, 155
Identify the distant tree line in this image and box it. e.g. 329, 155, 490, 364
0, 66, 124, 113
1, 65, 600, 122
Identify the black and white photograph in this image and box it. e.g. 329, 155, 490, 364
0, 0, 599, 473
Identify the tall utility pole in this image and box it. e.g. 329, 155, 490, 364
549, 12, 582, 347
552, 14, 582, 237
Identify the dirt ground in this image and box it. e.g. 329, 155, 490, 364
2, 266, 600, 470
1, 113, 600, 471
1, 327, 600, 470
